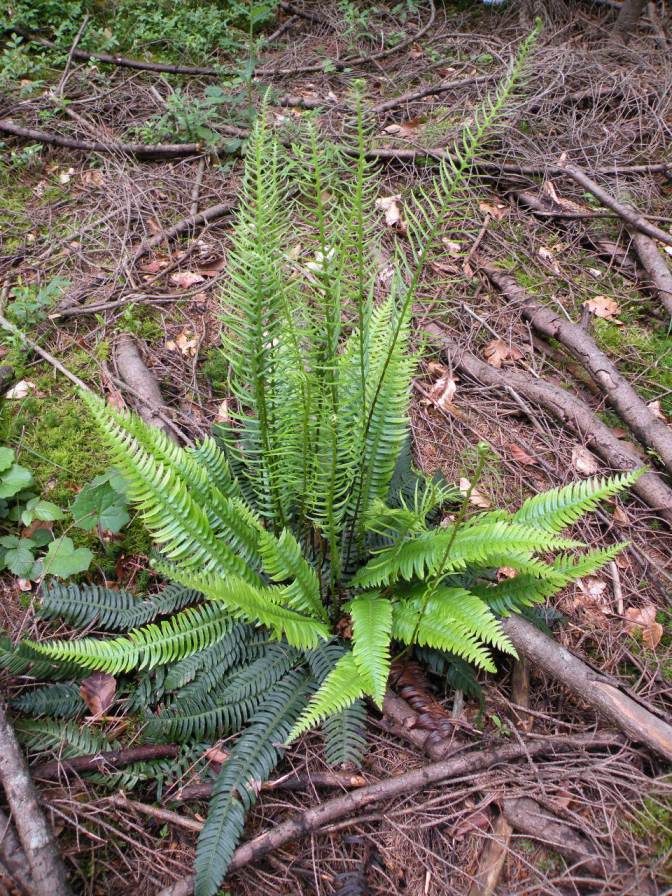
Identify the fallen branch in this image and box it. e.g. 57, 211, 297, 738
155, 733, 621, 896
426, 323, 672, 526
482, 264, 672, 475
629, 230, 672, 320
371, 74, 495, 114
0, 118, 203, 159
32, 744, 179, 782
173, 770, 368, 802
114, 334, 180, 442
502, 614, 672, 762
468, 814, 513, 896
130, 200, 236, 261
0, 701, 71, 896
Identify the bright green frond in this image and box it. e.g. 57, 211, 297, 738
350, 592, 393, 707
288, 652, 367, 742
26, 603, 235, 675
258, 528, 326, 621
513, 472, 641, 532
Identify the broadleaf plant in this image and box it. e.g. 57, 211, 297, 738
17, 23, 640, 896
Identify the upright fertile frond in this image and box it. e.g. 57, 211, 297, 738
195, 670, 312, 896
39, 583, 200, 632
27, 603, 235, 675
513, 471, 641, 532
159, 568, 329, 649
288, 652, 367, 742
350, 593, 392, 707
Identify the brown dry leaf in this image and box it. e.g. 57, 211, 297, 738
17, 578, 32, 592
441, 238, 462, 256
215, 400, 230, 423
497, 566, 518, 581
478, 201, 507, 221
167, 331, 199, 356
170, 271, 205, 289
483, 339, 523, 369
428, 373, 458, 410
459, 477, 491, 509
82, 169, 105, 188
375, 194, 405, 230
624, 605, 663, 650
80, 671, 116, 717
204, 746, 229, 765
647, 399, 667, 421
585, 295, 622, 323
106, 387, 126, 412
612, 503, 629, 526
139, 259, 168, 274
509, 443, 537, 466
5, 380, 36, 399
578, 576, 608, 601
571, 445, 599, 475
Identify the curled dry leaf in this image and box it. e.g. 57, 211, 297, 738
459, 477, 491, 509
478, 201, 507, 221
585, 295, 622, 323
427, 373, 458, 410
647, 399, 667, 422
5, 380, 36, 400
80, 671, 117, 717
483, 339, 523, 369
624, 605, 663, 650
166, 331, 199, 356
441, 238, 462, 256
170, 271, 205, 289
538, 246, 561, 275
215, 399, 230, 423
509, 443, 537, 466
571, 445, 599, 476
375, 195, 405, 231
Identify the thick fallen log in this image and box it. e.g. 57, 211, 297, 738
426, 323, 672, 526
502, 614, 672, 762
0, 702, 71, 896
629, 230, 672, 320
154, 733, 621, 896
0, 808, 33, 896
482, 265, 672, 474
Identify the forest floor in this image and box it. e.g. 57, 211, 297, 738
1, 0, 671, 894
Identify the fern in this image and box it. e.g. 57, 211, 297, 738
350, 593, 392, 707
12, 682, 84, 718
14, 718, 116, 756
194, 670, 312, 896
323, 699, 368, 767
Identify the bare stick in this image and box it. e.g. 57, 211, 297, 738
155, 734, 621, 896
426, 323, 672, 526
130, 200, 235, 261
109, 794, 202, 834
173, 770, 368, 802
189, 158, 206, 217
482, 265, 672, 474
32, 745, 179, 782
0, 314, 90, 392
629, 230, 672, 320
0, 702, 71, 896
114, 334, 179, 441
54, 15, 90, 97
372, 74, 495, 114
502, 614, 672, 762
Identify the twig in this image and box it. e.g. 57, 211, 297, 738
371, 74, 495, 114
468, 814, 513, 896
189, 158, 206, 218
426, 323, 672, 527
609, 560, 624, 616
482, 264, 672, 475
173, 770, 368, 802
265, 14, 298, 44
130, 200, 236, 261
109, 793, 202, 833
32, 745, 179, 782
155, 733, 621, 896
54, 14, 90, 97
0, 313, 90, 392
0, 701, 71, 896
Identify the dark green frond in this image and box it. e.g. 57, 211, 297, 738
12, 682, 84, 719
323, 698, 367, 767
14, 718, 116, 756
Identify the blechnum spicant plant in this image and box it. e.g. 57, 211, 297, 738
13, 22, 637, 895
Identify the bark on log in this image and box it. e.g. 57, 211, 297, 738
0, 809, 33, 896
0, 702, 71, 896
502, 615, 672, 762
32, 744, 179, 782
629, 231, 672, 320
154, 733, 620, 896
482, 265, 672, 474
425, 323, 672, 526
114, 334, 178, 441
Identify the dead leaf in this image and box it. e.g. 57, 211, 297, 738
588, 268, 603, 279
204, 746, 229, 765
139, 259, 168, 274
647, 399, 667, 421
572, 445, 599, 475
624, 605, 663, 650
441, 238, 462, 256
497, 566, 518, 580
538, 245, 561, 275
5, 380, 35, 399
82, 169, 105, 188
17, 578, 32, 592
428, 373, 458, 410
375, 194, 405, 231
483, 339, 523, 369
166, 331, 199, 356
478, 201, 507, 221
215, 399, 230, 423
585, 295, 622, 323
170, 271, 205, 289
80, 671, 116, 717
578, 576, 608, 601
509, 443, 537, 466
459, 477, 491, 509
58, 167, 75, 184
612, 503, 629, 525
